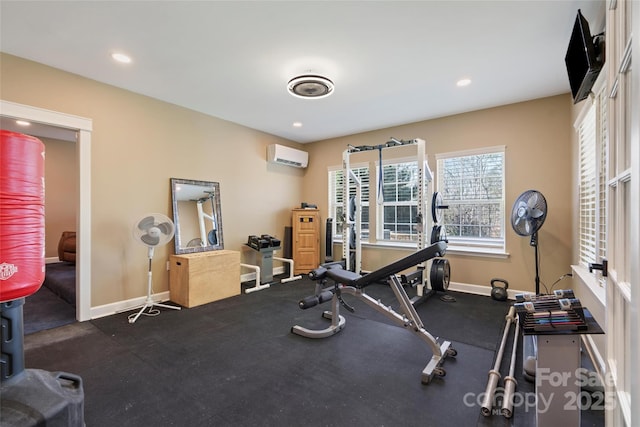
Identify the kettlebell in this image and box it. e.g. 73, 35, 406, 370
491, 278, 509, 301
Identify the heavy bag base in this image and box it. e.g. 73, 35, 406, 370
0, 369, 85, 427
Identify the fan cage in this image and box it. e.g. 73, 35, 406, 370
133, 213, 175, 247
511, 190, 547, 237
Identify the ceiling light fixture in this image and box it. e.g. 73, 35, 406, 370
456, 78, 472, 87
111, 52, 132, 64
287, 75, 334, 99
292, 122, 303, 128
15, 120, 31, 126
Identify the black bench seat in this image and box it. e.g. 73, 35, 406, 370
317, 241, 446, 289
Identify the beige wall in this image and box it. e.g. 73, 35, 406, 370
1, 53, 305, 307
42, 137, 78, 258
304, 95, 574, 294
1, 51, 575, 308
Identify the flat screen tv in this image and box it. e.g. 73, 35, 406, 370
565, 9, 605, 104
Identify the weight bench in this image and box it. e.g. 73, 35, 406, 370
291, 241, 457, 384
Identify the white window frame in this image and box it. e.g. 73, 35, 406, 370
576, 86, 608, 272
577, 104, 599, 267
436, 146, 506, 254
600, 2, 636, 423
375, 157, 425, 243
327, 163, 370, 243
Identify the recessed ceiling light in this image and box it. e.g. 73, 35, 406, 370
287, 75, 334, 99
15, 120, 31, 126
292, 122, 303, 128
456, 78, 472, 87
111, 52, 132, 64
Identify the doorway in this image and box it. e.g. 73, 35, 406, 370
1, 100, 92, 322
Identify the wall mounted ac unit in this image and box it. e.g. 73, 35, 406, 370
267, 144, 309, 168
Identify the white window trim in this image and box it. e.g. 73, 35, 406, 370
573, 74, 607, 286
374, 156, 426, 243
328, 147, 510, 259
327, 162, 369, 243
435, 145, 506, 160
436, 145, 507, 255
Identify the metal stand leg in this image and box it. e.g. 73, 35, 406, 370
291, 292, 346, 338
129, 269, 180, 324
242, 263, 271, 294
292, 278, 456, 384
243, 250, 302, 293
273, 256, 302, 283
128, 300, 181, 324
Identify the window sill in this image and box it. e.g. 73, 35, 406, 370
571, 265, 606, 306
446, 246, 510, 259
362, 240, 415, 250
334, 240, 509, 258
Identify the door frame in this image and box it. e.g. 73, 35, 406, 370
1, 100, 92, 321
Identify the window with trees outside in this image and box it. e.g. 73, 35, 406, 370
436, 146, 505, 253
377, 160, 423, 242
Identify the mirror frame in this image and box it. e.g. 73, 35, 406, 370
170, 177, 224, 254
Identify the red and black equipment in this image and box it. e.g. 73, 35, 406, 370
0, 130, 84, 426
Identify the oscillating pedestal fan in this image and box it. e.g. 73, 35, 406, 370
129, 213, 181, 324
511, 190, 547, 295
511, 190, 548, 383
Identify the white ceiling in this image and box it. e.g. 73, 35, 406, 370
0, 1, 605, 144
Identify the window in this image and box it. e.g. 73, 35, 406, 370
576, 86, 607, 269
378, 160, 422, 242
578, 105, 598, 266
436, 147, 505, 252
597, 90, 607, 265
328, 165, 369, 241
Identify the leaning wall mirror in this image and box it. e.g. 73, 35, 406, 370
170, 178, 224, 254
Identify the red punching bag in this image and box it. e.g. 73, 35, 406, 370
0, 130, 46, 302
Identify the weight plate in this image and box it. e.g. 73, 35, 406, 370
431, 192, 443, 223
430, 258, 450, 292
430, 225, 447, 244
430, 225, 439, 244
208, 229, 218, 245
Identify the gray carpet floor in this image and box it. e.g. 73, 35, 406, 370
23, 283, 76, 335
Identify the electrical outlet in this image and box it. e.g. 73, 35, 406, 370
166, 261, 170, 271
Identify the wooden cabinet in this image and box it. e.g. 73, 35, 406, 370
292, 209, 320, 275
169, 250, 240, 308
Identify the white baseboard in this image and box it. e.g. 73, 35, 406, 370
45, 257, 61, 264
448, 281, 530, 300
90, 291, 172, 320
90, 266, 289, 320
448, 281, 492, 296
85, 279, 525, 320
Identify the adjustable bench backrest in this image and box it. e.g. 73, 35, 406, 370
324, 241, 446, 288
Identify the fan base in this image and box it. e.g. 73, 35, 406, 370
128, 300, 181, 324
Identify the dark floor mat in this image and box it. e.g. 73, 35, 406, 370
31, 304, 494, 427
24, 276, 603, 427
339, 285, 511, 351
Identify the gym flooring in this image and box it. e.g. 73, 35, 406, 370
23, 275, 604, 426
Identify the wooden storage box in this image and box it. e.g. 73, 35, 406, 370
169, 250, 240, 308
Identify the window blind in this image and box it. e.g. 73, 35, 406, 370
578, 105, 597, 266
